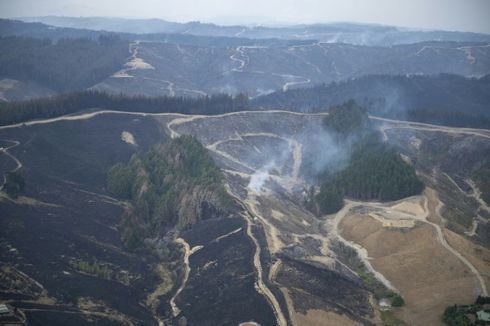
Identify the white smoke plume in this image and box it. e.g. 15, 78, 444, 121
245, 119, 351, 193
247, 161, 276, 193
247, 140, 293, 192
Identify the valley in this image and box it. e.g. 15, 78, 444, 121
0, 9, 489, 326
0, 108, 489, 325
166, 110, 490, 325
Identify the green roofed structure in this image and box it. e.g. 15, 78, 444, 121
0, 304, 10, 314
477, 310, 490, 322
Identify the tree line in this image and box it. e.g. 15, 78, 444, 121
0, 90, 250, 126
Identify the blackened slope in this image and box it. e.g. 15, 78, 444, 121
0, 113, 167, 325
175, 217, 277, 326
0, 36, 128, 92
276, 257, 375, 326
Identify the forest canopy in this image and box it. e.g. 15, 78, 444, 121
313, 101, 424, 214
107, 135, 233, 249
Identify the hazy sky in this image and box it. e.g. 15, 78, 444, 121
1, 0, 490, 33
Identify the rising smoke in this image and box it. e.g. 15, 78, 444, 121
248, 160, 277, 192
246, 118, 351, 193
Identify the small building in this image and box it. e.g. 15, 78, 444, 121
477, 310, 490, 322
379, 298, 391, 311
0, 304, 11, 315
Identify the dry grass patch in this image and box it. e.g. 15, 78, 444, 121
295, 309, 363, 326
340, 214, 477, 326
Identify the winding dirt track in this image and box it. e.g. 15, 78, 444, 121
0, 139, 21, 190
230, 46, 247, 72
373, 116, 490, 139
333, 193, 488, 297
330, 202, 398, 292
428, 194, 488, 296
228, 45, 312, 91
170, 238, 203, 317
228, 191, 288, 326
467, 179, 490, 215
442, 173, 489, 237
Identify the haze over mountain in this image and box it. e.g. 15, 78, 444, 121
1, 19, 490, 101
0, 2, 490, 326
3, 0, 490, 33
15, 16, 490, 46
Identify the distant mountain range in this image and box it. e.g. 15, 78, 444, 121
1, 18, 490, 108
17, 16, 490, 46
92, 40, 490, 98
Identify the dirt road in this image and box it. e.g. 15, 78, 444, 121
333, 192, 488, 297
228, 190, 288, 326
0, 139, 21, 190
372, 116, 490, 139
170, 238, 202, 317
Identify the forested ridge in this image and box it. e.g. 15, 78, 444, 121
107, 135, 234, 249
311, 101, 424, 214
0, 90, 250, 126
0, 35, 128, 92
253, 74, 490, 129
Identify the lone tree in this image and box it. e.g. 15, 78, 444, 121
391, 294, 405, 307
4, 172, 25, 198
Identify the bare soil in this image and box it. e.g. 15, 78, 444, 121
340, 214, 477, 326
295, 309, 363, 326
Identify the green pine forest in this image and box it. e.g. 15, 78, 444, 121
107, 135, 233, 249
313, 101, 424, 214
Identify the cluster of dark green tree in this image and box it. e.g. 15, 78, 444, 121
0, 35, 127, 92
2, 171, 25, 198
473, 165, 490, 206
69, 258, 113, 280
107, 135, 233, 249
390, 294, 405, 307
443, 305, 473, 326
253, 74, 490, 129
476, 296, 490, 305
312, 101, 424, 214
442, 296, 490, 326
0, 90, 249, 126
